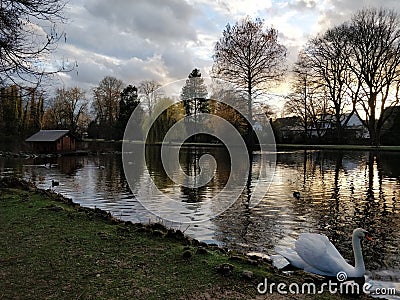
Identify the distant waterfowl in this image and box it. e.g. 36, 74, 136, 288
275, 228, 372, 278
51, 180, 59, 187
45, 163, 57, 168
293, 191, 300, 199
40, 163, 57, 169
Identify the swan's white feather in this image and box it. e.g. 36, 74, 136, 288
276, 229, 368, 278
275, 245, 335, 276
294, 233, 354, 276
275, 246, 308, 269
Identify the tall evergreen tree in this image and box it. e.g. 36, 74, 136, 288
116, 85, 141, 140
180, 68, 208, 119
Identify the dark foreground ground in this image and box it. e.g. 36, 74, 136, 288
0, 178, 371, 299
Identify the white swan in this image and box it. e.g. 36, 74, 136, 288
275, 228, 372, 278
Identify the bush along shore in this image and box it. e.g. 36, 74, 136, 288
0, 178, 371, 299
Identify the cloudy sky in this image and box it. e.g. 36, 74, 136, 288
54, 0, 400, 97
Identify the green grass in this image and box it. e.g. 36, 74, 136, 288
0, 186, 371, 299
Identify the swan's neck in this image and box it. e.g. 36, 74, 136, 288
352, 235, 365, 275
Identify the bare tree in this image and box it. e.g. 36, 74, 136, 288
285, 52, 330, 141
212, 17, 287, 124
43, 87, 88, 135
346, 8, 400, 145
0, 0, 70, 87
92, 76, 124, 129
63, 87, 88, 134
304, 25, 359, 142
138, 80, 161, 116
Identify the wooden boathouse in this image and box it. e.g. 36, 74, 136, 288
25, 130, 79, 153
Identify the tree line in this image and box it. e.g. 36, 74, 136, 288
0, 66, 262, 146
211, 7, 400, 146
0, 77, 164, 142
2, 0, 400, 147
285, 8, 400, 145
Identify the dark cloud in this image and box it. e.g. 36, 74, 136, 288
84, 0, 197, 43
287, 0, 317, 11
55, 0, 206, 89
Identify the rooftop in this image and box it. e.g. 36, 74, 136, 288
25, 130, 70, 142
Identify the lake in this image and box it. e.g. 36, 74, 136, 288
1, 147, 399, 296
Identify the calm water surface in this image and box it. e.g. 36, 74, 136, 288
1, 148, 399, 296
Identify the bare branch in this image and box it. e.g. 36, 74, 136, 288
0, 0, 71, 87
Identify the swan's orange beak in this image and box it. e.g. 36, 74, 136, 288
365, 234, 373, 242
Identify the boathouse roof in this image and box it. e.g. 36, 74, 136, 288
25, 130, 70, 142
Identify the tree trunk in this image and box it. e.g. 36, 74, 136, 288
368, 92, 378, 146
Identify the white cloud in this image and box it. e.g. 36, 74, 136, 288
216, 0, 273, 18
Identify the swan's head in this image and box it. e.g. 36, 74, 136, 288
353, 228, 373, 241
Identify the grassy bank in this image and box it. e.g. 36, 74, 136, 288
0, 180, 369, 299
